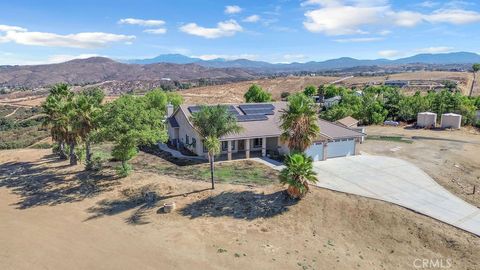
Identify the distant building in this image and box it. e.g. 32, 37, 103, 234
323, 96, 342, 108
385, 80, 409, 88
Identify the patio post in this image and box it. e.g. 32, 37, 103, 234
245, 139, 250, 159
262, 137, 267, 157
227, 140, 232, 160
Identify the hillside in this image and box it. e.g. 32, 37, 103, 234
0, 57, 257, 89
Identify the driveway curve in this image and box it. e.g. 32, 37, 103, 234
312, 155, 480, 237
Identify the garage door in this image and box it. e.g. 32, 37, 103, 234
305, 142, 324, 161
327, 139, 355, 158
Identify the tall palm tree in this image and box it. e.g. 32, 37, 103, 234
72, 89, 104, 169
190, 105, 242, 189
280, 93, 320, 152
280, 153, 317, 199
471, 64, 480, 96
42, 83, 74, 160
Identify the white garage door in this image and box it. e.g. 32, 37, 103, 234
327, 139, 355, 158
305, 142, 324, 161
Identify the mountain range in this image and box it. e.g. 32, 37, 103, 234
1, 52, 479, 91
124, 52, 480, 72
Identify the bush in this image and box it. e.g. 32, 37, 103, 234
116, 163, 132, 177
85, 151, 109, 171
281, 91, 290, 99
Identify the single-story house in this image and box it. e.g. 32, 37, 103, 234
167, 102, 365, 161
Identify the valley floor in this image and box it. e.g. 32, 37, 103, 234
0, 148, 479, 270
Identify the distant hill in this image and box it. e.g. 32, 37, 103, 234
0, 57, 257, 89
125, 52, 480, 72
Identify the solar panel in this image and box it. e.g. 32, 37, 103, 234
236, 114, 268, 122
241, 108, 274, 115
188, 105, 240, 115
239, 104, 275, 110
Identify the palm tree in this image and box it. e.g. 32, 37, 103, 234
190, 105, 242, 189
42, 83, 74, 159
279, 153, 317, 199
471, 64, 480, 96
280, 93, 320, 152
72, 89, 104, 169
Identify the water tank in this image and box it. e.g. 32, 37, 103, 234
440, 113, 462, 129
417, 112, 437, 128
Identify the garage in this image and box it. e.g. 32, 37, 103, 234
304, 142, 324, 161
326, 139, 355, 159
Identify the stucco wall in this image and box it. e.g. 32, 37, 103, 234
174, 109, 204, 155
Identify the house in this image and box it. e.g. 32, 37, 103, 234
323, 96, 341, 109
385, 80, 409, 88
167, 102, 365, 162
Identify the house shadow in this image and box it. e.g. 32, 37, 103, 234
0, 156, 119, 209
180, 190, 298, 220
85, 185, 211, 225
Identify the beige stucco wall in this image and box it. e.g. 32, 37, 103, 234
174, 109, 204, 155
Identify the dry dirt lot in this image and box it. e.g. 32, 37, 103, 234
359, 126, 480, 208
1, 149, 479, 270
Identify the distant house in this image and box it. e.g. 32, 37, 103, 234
385, 80, 409, 88
167, 102, 365, 162
323, 96, 341, 109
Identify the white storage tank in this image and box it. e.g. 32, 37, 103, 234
417, 112, 437, 128
441, 113, 462, 129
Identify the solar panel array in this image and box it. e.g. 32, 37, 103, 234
236, 115, 269, 122
188, 103, 274, 122
188, 105, 240, 115
239, 104, 275, 116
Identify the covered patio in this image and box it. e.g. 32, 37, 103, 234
218, 136, 283, 161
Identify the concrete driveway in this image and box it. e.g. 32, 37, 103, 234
312, 155, 480, 237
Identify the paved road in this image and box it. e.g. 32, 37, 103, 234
312, 155, 480, 236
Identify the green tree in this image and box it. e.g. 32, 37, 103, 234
279, 153, 317, 199
244, 84, 272, 103
99, 95, 168, 176
190, 105, 242, 189
145, 88, 183, 110
303, 85, 317, 97
280, 93, 320, 152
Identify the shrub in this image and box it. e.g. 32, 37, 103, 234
116, 163, 133, 177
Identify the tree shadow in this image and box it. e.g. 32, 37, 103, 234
0, 156, 119, 209
180, 190, 298, 220
85, 185, 210, 225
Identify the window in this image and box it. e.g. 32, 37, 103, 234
191, 138, 196, 148
185, 134, 189, 144
221, 141, 235, 151
253, 138, 262, 148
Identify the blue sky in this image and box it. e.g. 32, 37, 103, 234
0, 0, 479, 65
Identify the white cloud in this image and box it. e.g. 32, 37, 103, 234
0, 25, 27, 32
243, 15, 260, 23
118, 18, 165, 27
426, 9, 480, 24
225, 5, 242, 14
143, 28, 167, 34
378, 50, 402, 58
415, 46, 454, 53
418, 1, 439, 8
0, 25, 135, 48
180, 20, 242, 39
192, 54, 258, 61
334, 37, 384, 43
303, 3, 389, 35
302, 0, 480, 36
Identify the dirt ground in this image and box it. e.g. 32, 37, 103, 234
1, 149, 479, 270
359, 126, 480, 208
